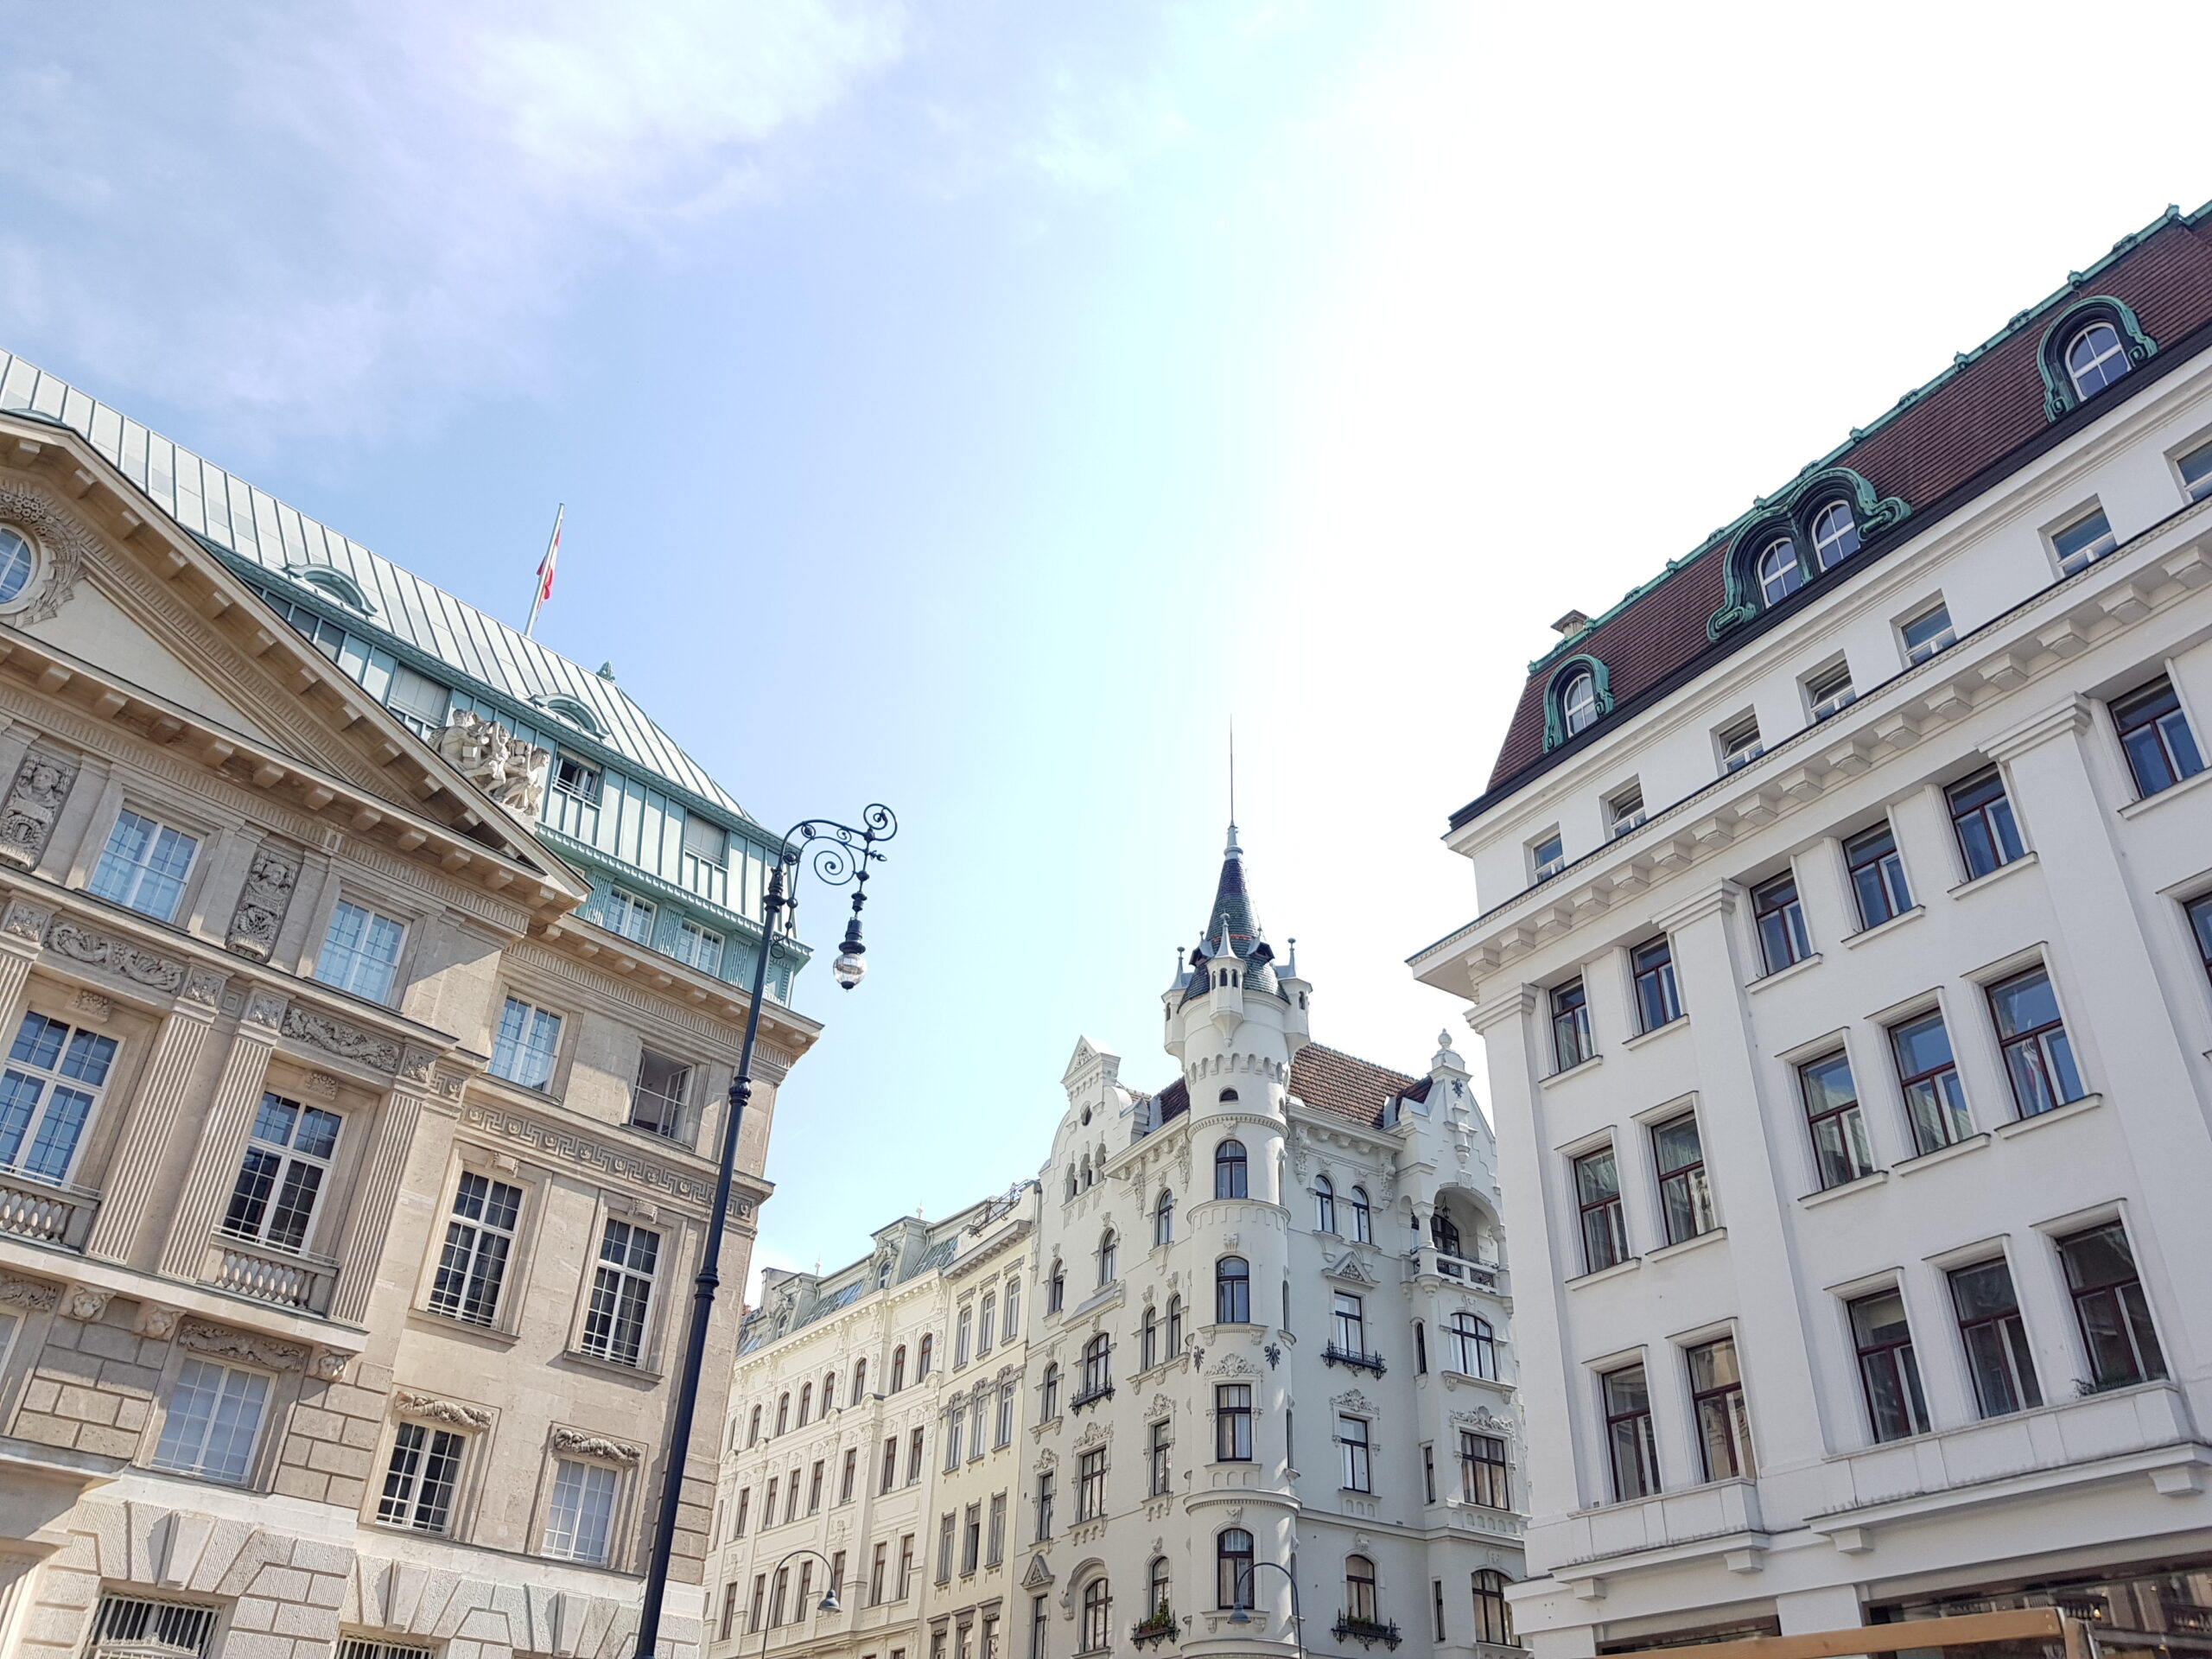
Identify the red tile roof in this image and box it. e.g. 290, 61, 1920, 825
1289, 1043, 1430, 1128
1469, 209, 2212, 819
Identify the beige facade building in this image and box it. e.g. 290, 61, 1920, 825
705, 1195, 1036, 1659
0, 359, 822, 1659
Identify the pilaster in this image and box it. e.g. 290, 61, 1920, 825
327, 1058, 437, 1325
155, 988, 289, 1281
81, 974, 227, 1264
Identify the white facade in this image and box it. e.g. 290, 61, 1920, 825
1414, 244, 2212, 1650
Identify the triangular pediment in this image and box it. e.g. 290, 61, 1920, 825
1323, 1249, 1378, 1287
1022, 1554, 1056, 1589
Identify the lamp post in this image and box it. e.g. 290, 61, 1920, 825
1228, 1560, 1305, 1659
755, 1547, 843, 1659
632, 806, 898, 1659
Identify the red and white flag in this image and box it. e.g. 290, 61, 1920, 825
525, 504, 564, 638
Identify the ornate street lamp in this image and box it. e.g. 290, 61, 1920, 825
1228, 1560, 1306, 1659
632, 807, 898, 1659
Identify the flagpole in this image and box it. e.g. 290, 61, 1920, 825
525, 503, 564, 639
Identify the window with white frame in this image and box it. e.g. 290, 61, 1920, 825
2065, 321, 2130, 398
2180, 437, 2212, 503
672, 918, 723, 974
85, 1597, 219, 1659
607, 890, 656, 944
543, 1457, 620, 1563
88, 810, 200, 921
1810, 500, 1861, 569
1805, 660, 1856, 722
1530, 830, 1566, 883
1607, 783, 1646, 836
489, 995, 562, 1089
385, 666, 450, 738
555, 754, 603, 805
1755, 535, 1803, 606
316, 900, 406, 1002
1338, 1414, 1372, 1491
1900, 601, 1956, 664
580, 1217, 660, 1365
2052, 505, 2118, 575
152, 1357, 270, 1483
429, 1172, 524, 1325
222, 1093, 341, 1252
1717, 713, 1763, 773
0, 1011, 117, 1184
630, 1049, 692, 1139
377, 1421, 466, 1532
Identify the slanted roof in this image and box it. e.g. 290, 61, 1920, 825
1290, 1043, 1428, 1129
0, 350, 749, 822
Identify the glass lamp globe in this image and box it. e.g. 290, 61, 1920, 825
832, 949, 868, 989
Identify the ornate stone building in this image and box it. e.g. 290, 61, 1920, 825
0, 355, 822, 1659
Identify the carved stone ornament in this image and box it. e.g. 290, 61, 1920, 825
399, 1046, 435, 1085
60, 1283, 112, 1321
0, 487, 92, 625
224, 842, 302, 962
550, 1426, 644, 1465
436, 709, 550, 816
178, 1317, 307, 1372
0, 1274, 60, 1311
281, 1004, 401, 1072
1, 897, 53, 943
1214, 1353, 1256, 1377
137, 1303, 181, 1339
397, 1389, 494, 1431
310, 1351, 348, 1382
1332, 1389, 1377, 1414
47, 918, 187, 994
71, 988, 112, 1020
0, 748, 79, 871
1452, 1406, 1514, 1439
242, 988, 289, 1032
302, 1071, 340, 1100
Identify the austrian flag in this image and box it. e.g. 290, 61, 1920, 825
524, 504, 564, 638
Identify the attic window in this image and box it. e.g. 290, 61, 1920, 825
287, 564, 375, 614
2066, 323, 2129, 398
1757, 537, 1803, 606
1219, 1088, 1239, 1103
533, 694, 604, 736
1560, 669, 1598, 735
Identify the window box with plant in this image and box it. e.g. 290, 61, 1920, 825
1131, 1607, 1179, 1647
1332, 1616, 1402, 1650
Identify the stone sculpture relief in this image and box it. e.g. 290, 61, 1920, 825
281, 1004, 403, 1073
437, 710, 550, 815
225, 842, 302, 961
0, 748, 78, 870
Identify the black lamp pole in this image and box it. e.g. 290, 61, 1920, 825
1229, 1560, 1305, 1659
632, 806, 897, 1659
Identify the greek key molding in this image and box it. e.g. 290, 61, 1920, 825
550, 1426, 644, 1465
396, 1389, 495, 1432
460, 1099, 721, 1208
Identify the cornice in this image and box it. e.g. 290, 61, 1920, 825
944, 1218, 1034, 1282
1653, 882, 1738, 933
1465, 987, 1538, 1036
1982, 695, 2095, 762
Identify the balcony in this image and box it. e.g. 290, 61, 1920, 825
1413, 1249, 1506, 1294
211, 1230, 338, 1313
1332, 1616, 1402, 1650
1323, 1343, 1387, 1376
0, 1166, 99, 1249
1069, 1382, 1116, 1414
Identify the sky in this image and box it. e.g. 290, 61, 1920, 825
5, 0, 2211, 1295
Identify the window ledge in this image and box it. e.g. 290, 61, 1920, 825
1797, 1170, 1889, 1209
1564, 1256, 1641, 1289
1621, 1019, 1688, 1052
409, 1306, 521, 1345
1540, 1054, 1603, 1089
1645, 1226, 1727, 1264
1993, 1093, 2104, 1138
2118, 763, 2212, 819
1894, 1132, 1991, 1174
1747, 952, 1823, 992
559, 1348, 664, 1384
1948, 849, 2040, 898
1843, 906, 1925, 948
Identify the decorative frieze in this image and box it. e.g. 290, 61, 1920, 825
225, 842, 302, 961
461, 1099, 720, 1206
0, 748, 78, 870
0, 1273, 60, 1311
177, 1317, 308, 1373
397, 1389, 495, 1432
45, 915, 188, 994
550, 1426, 644, 1465
280, 1003, 399, 1071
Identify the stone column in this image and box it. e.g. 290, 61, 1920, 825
82, 968, 227, 1263
156, 989, 289, 1281
327, 1054, 438, 1325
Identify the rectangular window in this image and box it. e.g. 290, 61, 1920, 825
429, 1171, 523, 1325
1033, 1470, 1054, 1541
1608, 785, 1646, 836
555, 754, 603, 804
2191, 893, 2212, 985
1799, 1052, 1875, 1188
1332, 1293, 1367, 1356
1949, 1258, 2041, 1417
961, 1503, 981, 1575
543, 1459, 618, 1563
580, 1217, 660, 1365
1215, 1383, 1252, 1462
386, 665, 450, 737
1550, 977, 1593, 1071
1458, 1431, 1508, 1509
880, 1434, 899, 1493
1423, 1442, 1436, 1503
673, 918, 725, 975
1338, 1414, 1372, 1491
988, 1491, 1007, 1566
1686, 1338, 1754, 1481
907, 1427, 924, 1483
734, 1487, 749, 1536
1947, 768, 2024, 879
2058, 1221, 2166, 1388
840, 1447, 857, 1503
490, 995, 563, 1089
1076, 1448, 1106, 1518
630, 1049, 692, 1140
1718, 714, 1763, 773
996, 1379, 1014, 1446
2053, 505, 2118, 575
809, 1460, 824, 1514
1531, 831, 1565, 884
1902, 601, 1956, 664
152, 1358, 269, 1483
222, 1092, 341, 1251
1630, 936, 1681, 1032
316, 900, 406, 1002
1031, 1597, 1049, 1659
1806, 660, 1857, 721
1147, 1420, 1173, 1492
683, 812, 728, 867
0, 1010, 116, 1183
1844, 823, 1912, 929
979, 1293, 997, 1356
1890, 1012, 1971, 1154
377, 1421, 465, 1532
2113, 676, 2204, 796
607, 890, 655, 944
898, 1534, 916, 1599
1988, 967, 2084, 1118
2181, 438, 2212, 503
1849, 1288, 1930, 1441
749, 1574, 766, 1632
1751, 873, 1811, 973
869, 1541, 888, 1605
935, 1513, 954, 1583
86, 1598, 219, 1659
1573, 1146, 1628, 1273
1602, 1364, 1658, 1500
88, 810, 200, 921
1651, 1113, 1714, 1244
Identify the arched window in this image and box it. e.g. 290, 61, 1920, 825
1215, 1139, 1249, 1199
1004, 1276, 1020, 1341
2068, 321, 2129, 398
1560, 667, 1599, 736
747, 1403, 762, 1446
1314, 1175, 1338, 1234
1080, 1153, 1093, 1191
1431, 1209, 1463, 1260
918, 1334, 934, 1378
1471, 1572, 1515, 1647
1219, 1087, 1239, 1102
1216, 1528, 1254, 1610
821, 1371, 836, 1411
1757, 535, 1803, 607
1081, 1578, 1113, 1654
1810, 501, 1860, 569
1082, 1332, 1112, 1395
1166, 1294, 1184, 1355
1216, 1255, 1250, 1325
1040, 1361, 1062, 1420
852, 1357, 868, 1401
1344, 1554, 1378, 1624
290, 563, 376, 614
1066, 1164, 1077, 1200
1098, 1229, 1118, 1286
956, 1307, 973, 1367
1147, 1556, 1171, 1617
1154, 1187, 1175, 1246
798, 1382, 811, 1425
1049, 1260, 1066, 1313
1348, 1185, 1372, 1243
890, 1346, 906, 1392
774, 1391, 791, 1434
1450, 1311, 1497, 1379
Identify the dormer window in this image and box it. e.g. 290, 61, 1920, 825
2066, 322, 2129, 399
1560, 669, 1598, 736
534, 694, 605, 736
289, 563, 376, 614
1757, 537, 1803, 606
1810, 502, 1860, 569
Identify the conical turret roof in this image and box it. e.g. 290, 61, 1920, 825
1182, 823, 1281, 1004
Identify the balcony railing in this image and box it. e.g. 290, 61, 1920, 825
1069, 1382, 1116, 1413
1322, 1343, 1387, 1375
1332, 1616, 1402, 1650
0, 1166, 99, 1249
1415, 1248, 1505, 1293
212, 1231, 339, 1313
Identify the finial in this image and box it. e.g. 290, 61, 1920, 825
1176, 946, 1186, 976
1286, 937, 1298, 976
1437, 1029, 1454, 1050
